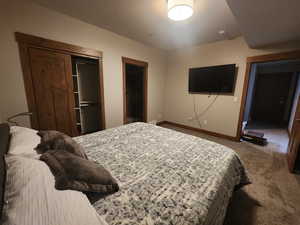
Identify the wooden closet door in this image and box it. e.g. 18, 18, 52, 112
29, 48, 75, 136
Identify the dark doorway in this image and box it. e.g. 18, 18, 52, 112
251, 72, 295, 126
241, 59, 300, 153
122, 57, 148, 124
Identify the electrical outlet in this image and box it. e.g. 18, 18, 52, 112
149, 120, 157, 125
187, 116, 194, 121
233, 97, 238, 102
203, 120, 207, 125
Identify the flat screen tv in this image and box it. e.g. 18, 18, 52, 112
188, 64, 236, 94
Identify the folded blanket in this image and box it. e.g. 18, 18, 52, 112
36, 131, 88, 159
40, 150, 119, 198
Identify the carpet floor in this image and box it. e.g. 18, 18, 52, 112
161, 124, 300, 225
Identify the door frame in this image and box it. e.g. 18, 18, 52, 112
237, 50, 300, 140
122, 57, 148, 124
15, 32, 106, 135
287, 96, 300, 172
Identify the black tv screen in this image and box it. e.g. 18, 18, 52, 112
189, 64, 236, 93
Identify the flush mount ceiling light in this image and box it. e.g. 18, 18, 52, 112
167, 0, 194, 21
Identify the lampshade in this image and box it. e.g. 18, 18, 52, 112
168, 0, 194, 21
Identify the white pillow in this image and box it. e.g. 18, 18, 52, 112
8, 126, 40, 156
2, 155, 104, 225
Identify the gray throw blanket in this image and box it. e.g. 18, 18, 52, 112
40, 150, 119, 196
36, 131, 88, 159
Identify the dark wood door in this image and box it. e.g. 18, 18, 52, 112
251, 73, 293, 124
29, 48, 75, 136
287, 97, 300, 172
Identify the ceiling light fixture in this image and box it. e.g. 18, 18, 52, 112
168, 0, 194, 21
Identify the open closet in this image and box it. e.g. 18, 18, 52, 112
72, 57, 102, 134
16, 32, 105, 136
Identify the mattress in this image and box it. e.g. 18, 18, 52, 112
75, 122, 250, 225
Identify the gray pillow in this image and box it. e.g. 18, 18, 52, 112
35, 131, 88, 159
40, 150, 119, 199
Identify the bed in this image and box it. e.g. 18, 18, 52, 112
74, 122, 250, 225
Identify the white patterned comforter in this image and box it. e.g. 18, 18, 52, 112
75, 123, 250, 225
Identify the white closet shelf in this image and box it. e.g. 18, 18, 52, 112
80, 101, 98, 104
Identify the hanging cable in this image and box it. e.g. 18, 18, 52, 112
192, 93, 219, 128
193, 95, 203, 128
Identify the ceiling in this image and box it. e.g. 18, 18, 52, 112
226, 0, 300, 48
30, 0, 241, 50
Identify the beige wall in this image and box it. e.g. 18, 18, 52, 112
0, 0, 167, 128
165, 37, 300, 137
2, 1, 300, 137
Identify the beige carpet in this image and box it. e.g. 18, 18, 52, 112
161, 124, 300, 225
